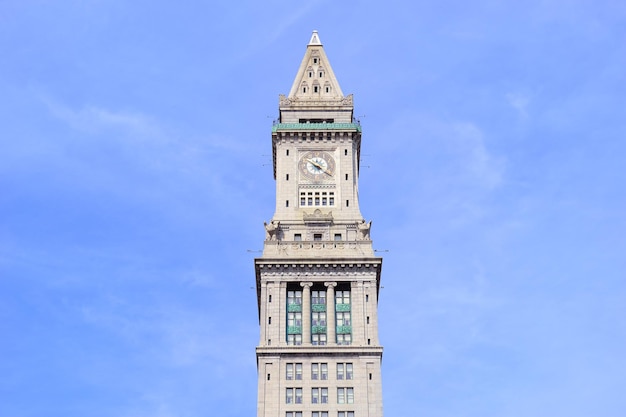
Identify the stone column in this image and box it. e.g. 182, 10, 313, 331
300, 282, 313, 345
325, 282, 337, 345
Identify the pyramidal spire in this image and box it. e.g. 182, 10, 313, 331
287, 30, 345, 100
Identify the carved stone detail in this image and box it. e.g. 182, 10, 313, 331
303, 209, 333, 223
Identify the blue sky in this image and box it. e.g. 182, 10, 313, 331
1, 1, 625, 416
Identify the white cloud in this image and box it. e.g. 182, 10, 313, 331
506, 92, 531, 119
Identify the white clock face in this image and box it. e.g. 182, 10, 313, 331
306, 156, 329, 174
299, 151, 336, 181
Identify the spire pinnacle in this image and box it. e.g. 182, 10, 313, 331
308, 30, 322, 46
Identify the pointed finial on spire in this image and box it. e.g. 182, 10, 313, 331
308, 30, 322, 46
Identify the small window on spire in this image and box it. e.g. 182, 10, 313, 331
313, 58, 318, 64
319, 72, 323, 77
309, 72, 313, 78
314, 86, 319, 93
303, 87, 307, 93
325, 87, 330, 93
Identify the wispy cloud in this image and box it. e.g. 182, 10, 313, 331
506, 92, 531, 120
450, 121, 506, 190
42, 97, 162, 138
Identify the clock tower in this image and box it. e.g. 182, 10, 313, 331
255, 31, 384, 417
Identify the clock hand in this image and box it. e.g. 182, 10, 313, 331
307, 159, 333, 177
306, 159, 324, 170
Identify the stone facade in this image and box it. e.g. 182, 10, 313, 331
255, 31, 384, 417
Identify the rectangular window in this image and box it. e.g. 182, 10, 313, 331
285, 363, 303, 378
311, 363, 328, 380
312, 290, 326, 305
295, 388, 303, 404
300, 191, 335, 206
337, 388, 354, 404
313, 234, 322, 241
338, 412, 354, 417
312, 311, 326, 326
286, 200, 289, 207
287, 334, 302, 345
334, 234, 342, 241
312, 388, 319, 404
286, 413, 302, 417
312, 412, 328, 417
337, 363, 354, 380
311, 333, 327, 345
286, 174, 289, 180
286, 388, 293, 404
294, 234, 302, 241
321, 387, 328, 403
288, 312, 302, 326
337, 312, 351, 326
336, 334, 351, 345
336, 290, 350, 305
288, 291, 302, 305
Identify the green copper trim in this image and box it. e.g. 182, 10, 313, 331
287, 326, 302, 334
312, 304, 326, 312
336, 325, 352, 334
287, 304, 302, 312
336, 303, 351, 312
312, 325, 327, 334
272, 123, 361, 132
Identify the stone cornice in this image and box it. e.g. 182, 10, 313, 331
256, 345, 383, 357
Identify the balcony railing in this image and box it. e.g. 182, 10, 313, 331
272, 122, 361, 132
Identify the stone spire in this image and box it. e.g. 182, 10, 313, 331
287, 30, 345, 100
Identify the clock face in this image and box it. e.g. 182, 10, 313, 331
299, 151, 336, 181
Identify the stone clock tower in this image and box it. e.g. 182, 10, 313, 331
255, 31, 384, 417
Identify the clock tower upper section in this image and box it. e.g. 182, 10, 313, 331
265, 31, 371, 258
